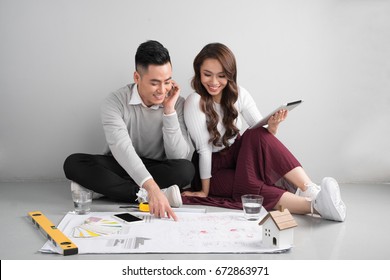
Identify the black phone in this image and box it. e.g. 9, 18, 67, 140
113, 213, 143, 224
167, 82, 177, 97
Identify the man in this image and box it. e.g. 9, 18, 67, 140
64, 40, 194, 220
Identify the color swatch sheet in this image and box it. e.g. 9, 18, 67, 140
40, 210, 291, 254
71, 216, 123, 237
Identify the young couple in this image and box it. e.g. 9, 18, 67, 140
64, 40, 346, 222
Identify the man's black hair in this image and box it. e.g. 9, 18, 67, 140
135, 40, 171, 73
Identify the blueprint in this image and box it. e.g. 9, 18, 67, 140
40, 210, 291, 254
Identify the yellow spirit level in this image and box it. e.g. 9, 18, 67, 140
28, 211, 78, 256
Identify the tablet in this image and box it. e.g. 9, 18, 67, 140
249, 100, 303, 129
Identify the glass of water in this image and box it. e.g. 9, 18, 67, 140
241, 194, 264, 220
71, 187, 92, 215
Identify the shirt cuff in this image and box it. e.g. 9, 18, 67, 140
163, 111, 177, 117
139, 176, 153, 188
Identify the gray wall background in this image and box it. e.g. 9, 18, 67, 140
1, 0, 389, 183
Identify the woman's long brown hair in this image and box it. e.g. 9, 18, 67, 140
191, 43, 239, 147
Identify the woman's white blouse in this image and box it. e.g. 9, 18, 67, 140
184, 86, 262, 179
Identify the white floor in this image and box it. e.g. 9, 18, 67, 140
1, 181, 389, 260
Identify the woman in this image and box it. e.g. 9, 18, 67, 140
183, 43, 346, 222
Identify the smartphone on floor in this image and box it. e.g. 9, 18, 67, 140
112, 213, 143, 224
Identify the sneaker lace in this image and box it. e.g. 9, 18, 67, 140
135, 188, 148, 203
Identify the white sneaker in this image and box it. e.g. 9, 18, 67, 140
136, 184, 183, 208
312, 177, 346, 222
70, 181, 104, 200
135, 187, 148, 203
161, 185, 183, 208
296, 182, 321, 201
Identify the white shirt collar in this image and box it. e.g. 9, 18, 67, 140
129, 85, 163, 110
